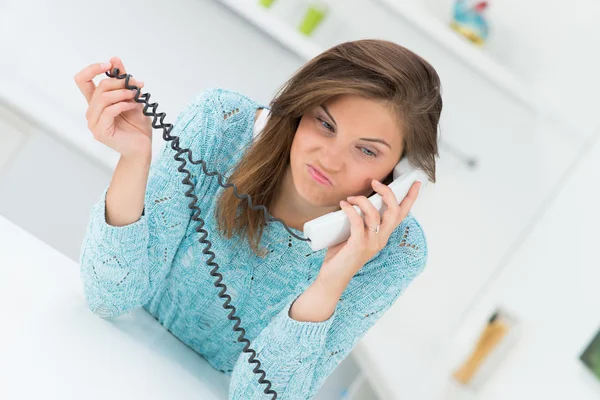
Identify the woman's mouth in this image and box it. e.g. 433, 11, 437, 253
307, 164, 332, 186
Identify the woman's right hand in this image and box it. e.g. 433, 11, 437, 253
74, 56, 153, 160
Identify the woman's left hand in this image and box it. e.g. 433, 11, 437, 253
319, 179, 421, 288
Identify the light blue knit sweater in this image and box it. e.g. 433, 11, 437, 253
79, 88, 428, 399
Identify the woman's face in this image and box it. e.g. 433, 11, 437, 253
289, 94, 404, 208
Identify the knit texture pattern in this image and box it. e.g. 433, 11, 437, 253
79, 88, 429, 399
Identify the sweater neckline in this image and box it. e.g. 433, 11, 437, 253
264, 216, 305, 238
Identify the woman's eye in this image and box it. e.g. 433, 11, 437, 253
360, 148, 376, 157
317, 117, 334, 132
317, 116, 377, 158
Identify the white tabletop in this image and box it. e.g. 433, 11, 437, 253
0, 215, 230, 400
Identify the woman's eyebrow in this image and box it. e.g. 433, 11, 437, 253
320, 104, 337, 126
361, 137, 391, 149
320, 105, 391, 149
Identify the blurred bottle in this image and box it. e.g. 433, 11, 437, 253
258, 0, 277, 8
450, 0, 490, 46
298, 0, 329, 36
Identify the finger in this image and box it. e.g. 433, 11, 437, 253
74, 61, 113, 103
108, 56, 127, 77
87, 89, 138, 129
339, 200, 365, 243
96, 100, 138, 137
346, 195, 380, 233
371, 179, 400, 231
398, 181, 421, 219
99, 74, 145, 92
105, 56, 143, 92
87, 78, 144, 124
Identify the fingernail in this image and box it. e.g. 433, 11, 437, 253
340, 200, 347, 206
347, 196, 354, 201
101, 62, 111, 69
372, 179, 382, 185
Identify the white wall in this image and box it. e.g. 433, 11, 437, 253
0, 0, 305, 169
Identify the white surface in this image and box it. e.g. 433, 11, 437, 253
0, 214, 230, 400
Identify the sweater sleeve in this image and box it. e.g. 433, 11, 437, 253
79, 88, 224, 319
228, 214, 428, 399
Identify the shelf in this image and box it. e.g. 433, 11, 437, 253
221, 0, 541, 114
219, 0, 322, 61
372, 0, 539, 112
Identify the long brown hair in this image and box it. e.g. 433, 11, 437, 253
215, 39, 442, 258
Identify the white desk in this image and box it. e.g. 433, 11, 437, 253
0, 215, 230, 400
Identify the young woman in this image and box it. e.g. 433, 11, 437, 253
75, 39, 442, 399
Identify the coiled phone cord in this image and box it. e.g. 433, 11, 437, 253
105, 68, 312, 399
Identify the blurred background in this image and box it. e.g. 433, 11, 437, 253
1, 0, 599, 399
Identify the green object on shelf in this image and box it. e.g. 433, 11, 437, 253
258, 0, 276, 8
298, 3, 328, 36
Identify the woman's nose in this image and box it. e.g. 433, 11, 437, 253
322, 143, 346, 163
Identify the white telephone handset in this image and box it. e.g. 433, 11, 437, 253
253, 109, 428, 251
304, 157, 427, 251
